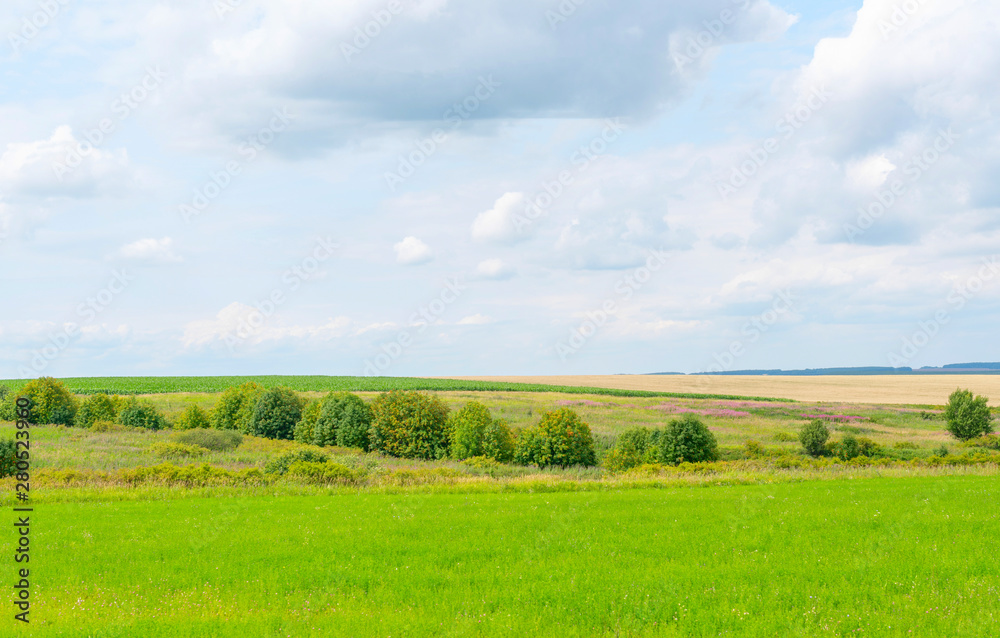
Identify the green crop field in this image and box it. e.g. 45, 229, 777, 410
4, 476, 997, 637
0, 376, 793, 403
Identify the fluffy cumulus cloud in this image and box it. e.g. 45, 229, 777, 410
474, 258, 514, 280
115, 237, 182, 263
471, 193, 523, 243
393, 236, 433, 265
0, 126, 138, 200
733, 0, 1000, 250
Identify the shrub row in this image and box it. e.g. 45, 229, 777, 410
603, 415, 718, 472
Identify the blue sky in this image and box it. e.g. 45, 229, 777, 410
1, 0, 997, 378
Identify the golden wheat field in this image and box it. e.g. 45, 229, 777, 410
437, 375, 1000, 406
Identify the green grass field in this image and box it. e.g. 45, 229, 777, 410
6, 475, 998, 637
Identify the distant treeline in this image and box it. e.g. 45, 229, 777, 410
672, 364, 1000, 376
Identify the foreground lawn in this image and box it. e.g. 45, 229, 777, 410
10, 475, 998, 637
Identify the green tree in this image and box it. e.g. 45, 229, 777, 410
314, 393, 372, 448
514, 408, 597, 468
117, 399, 166, 430
449, 401, 493, 460
481, 419, 515, 464
603, 426, 657, 471
293, 401, 323, 444
211, 382, 265, 431
335, 394, 374, 452
945, 389, 994, 441
370, 391, 450, 460
799, 420, 829, 457
12, 377, 78, 425
658, 415, 718, 465
175, 405, 211, 430
248, 387, 305, 440
76, 394, 118, 428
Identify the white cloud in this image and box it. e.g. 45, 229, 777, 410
471, 192, 524, 243
475, 258, 514, 280
457, 314, 492, 325
393, 236, 433, 265
0, 126, 137, 199
182, 303, 353, 348
116, 237, 182, 263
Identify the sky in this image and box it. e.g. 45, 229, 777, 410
1, 0, 998, 378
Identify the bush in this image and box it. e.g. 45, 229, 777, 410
514, 408, 597, 468
149, 441, 207, 459
263, 449, 329, 475
744, 440, 765, 459
0, 393, 12, 423
603, 427, 656, 472
799, 420, 830, 457
211, 382, 265, 432
962, 434, 1000, 450
658, 415, 718, 465
450, 401, 493, 460
248, 387, 305, 440
117, 400, 166, 430
315, 393, 373, 449
449, 402, 515, 463
336, 395, 374, 452
945, 389, 994, 441
76, 394, 118, 428
482, 419, 515, 463
370, 391, 450, 460
836, 435, 879, 460
11, 377, 78, 425
174, 405, 211, 430
293, 401, 323, 445
285, 461, 361, 485
171, 429, 242, 452
0, 438, 17, 479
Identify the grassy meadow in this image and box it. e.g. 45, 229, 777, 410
4, 476, 998, 637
